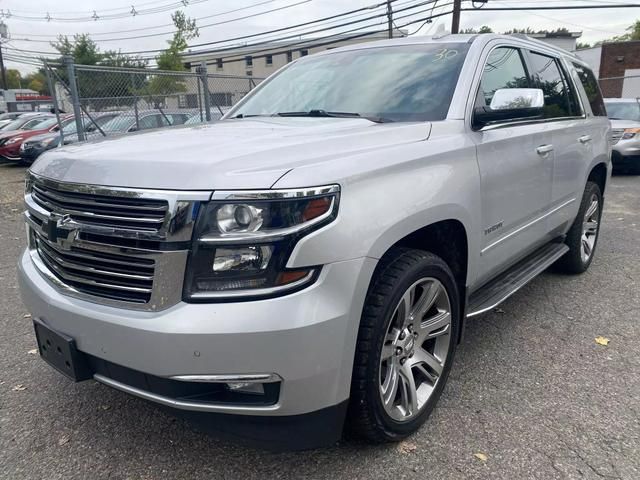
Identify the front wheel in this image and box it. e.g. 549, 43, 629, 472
556, 181, 603, 274
348, 248, 460, 443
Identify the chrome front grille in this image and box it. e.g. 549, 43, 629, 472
24, 173, 211, 311
30, 181, 169, 232
34, 233, 155, 303
611, 128, 624, 145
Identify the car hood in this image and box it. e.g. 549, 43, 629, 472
25, 132, 59, 144
30, 117, 431, 190
610, 119, 640, 129
0, 129, 28, 140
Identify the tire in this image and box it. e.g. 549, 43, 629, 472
348, 248, 460, 443
555, 181, 603, 274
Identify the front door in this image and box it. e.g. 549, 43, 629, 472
471, 46, 554, 285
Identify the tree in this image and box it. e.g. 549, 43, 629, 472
28, 79, 44, 93
51, 34, 147, 109
24, 71, 49, 95
576, 42, 592, 50
6, 69, 21, 89
461, 25, 493, 34
146, 11, 199, 107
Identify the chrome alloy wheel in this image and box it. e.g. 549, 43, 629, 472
379, 277, 452, 422
581, 193, 600, 263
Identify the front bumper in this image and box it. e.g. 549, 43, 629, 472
20, 144, 48, 162
611, 150, 640, 169
18, 249, 375, 417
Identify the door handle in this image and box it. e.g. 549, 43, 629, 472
579, 135, 592, 144
536, 144, 554, 155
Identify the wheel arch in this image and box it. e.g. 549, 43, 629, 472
369, 217, 470, 343
587, 161, 608, 196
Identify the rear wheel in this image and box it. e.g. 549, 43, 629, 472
348, 248, 460, 443
556, 181, 602, 274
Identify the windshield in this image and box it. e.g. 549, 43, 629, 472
100, 115, 135, 133
2, 117, 39, 131
30, 117, 61, 130
605, 101, 640, 121
231, 44, 470, 122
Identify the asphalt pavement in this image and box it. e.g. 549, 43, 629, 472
0, 162, 638, 480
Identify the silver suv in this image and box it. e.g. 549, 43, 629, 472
19, 34, 611, 449
605, 98, 640, 173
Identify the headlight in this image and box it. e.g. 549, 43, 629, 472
38, 137, 58, 148
6, 136, 23, 145
184, 185, 340, 300
622, 128, 640, 140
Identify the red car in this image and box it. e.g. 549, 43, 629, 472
0, 115, 72, 161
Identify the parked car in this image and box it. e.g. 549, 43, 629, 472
604, 98, 640, 173
0, 114, 61, 161
19, 34, 610, 450
20, 112, 122, 164
0, 112, 52, 132
0, 111, 30, 129
99, 110, 191, 135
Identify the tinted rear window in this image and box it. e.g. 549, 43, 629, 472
572, 63, 607, 117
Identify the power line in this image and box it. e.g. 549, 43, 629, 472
3, 4, 454, 69
4, 0, 451, 69
0, 0, 215, 23
128, 0, 440, 55
4, 0, 314, 44
9, 0, 278, 37
461, 3, 640, 11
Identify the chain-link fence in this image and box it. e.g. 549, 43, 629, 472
44, 56, 263, 144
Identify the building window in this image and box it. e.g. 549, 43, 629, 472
245, 56, 253, 67
265, 54, 273, 66
300, 49, 308, 57
210, 92, 233, 107
286, 51, 293, 63
216, 58, 223, 70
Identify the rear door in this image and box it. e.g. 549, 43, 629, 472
522, 50, 589, 235
470, 45, 555, 284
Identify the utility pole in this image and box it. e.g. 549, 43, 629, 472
0, 44, 7, 91
387, 0, 393, 38
451, 0, 462, 34
0, 22, 8, 90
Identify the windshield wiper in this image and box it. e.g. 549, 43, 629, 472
231, 113, 275, 119
276, 109, 392, 123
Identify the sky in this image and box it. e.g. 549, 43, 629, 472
1, 0, 638, 74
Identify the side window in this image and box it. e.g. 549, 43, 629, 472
170, 114, 188, 125
137, 115, 160, 130
527, 52, 580, 118
572, 63, 607, 117
477, 47, 529, 107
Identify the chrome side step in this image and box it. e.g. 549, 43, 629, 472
466, 242, 569, 318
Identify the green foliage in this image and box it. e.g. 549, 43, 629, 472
610, 20, 640, 42
24, 72, 49, 95
576, 42, 592, 50
6, 69, 21, 89
462, 25, 493, 34
50, 34, 147, 109
145, 11, 199, 106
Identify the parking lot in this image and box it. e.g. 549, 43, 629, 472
0, 162, 638, 479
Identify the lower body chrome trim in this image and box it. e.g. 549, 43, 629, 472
481, 198, 576, 255
93, 374, 281, 414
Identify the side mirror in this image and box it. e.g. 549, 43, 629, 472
473, 88, 544, 129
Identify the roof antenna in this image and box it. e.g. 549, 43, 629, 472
433, 24, 450, 39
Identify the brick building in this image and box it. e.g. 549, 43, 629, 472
578, 41, 640, 98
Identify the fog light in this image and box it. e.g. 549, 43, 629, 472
227, 382, 265, 395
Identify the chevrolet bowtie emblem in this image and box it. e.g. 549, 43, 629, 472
45, 213, 73, 244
